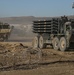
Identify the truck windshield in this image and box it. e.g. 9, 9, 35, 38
3, 25, 10, 29
0, 25, 2, 29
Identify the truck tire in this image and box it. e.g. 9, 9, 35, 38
32, 36, 39, 49
39, 36, 47, 49
59, 37, 67, 51
52, 37, 59, 50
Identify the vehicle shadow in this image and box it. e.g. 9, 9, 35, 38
45, 45, 74, 52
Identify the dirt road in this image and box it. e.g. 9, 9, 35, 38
0, 42, 74, 75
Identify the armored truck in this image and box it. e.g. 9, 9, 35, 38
0, 22, 13, 41
32, 16, 74, 51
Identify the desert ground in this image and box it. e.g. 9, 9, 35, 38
0, 42, 74, 75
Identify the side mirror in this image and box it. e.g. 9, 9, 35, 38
11, 26, 14, 29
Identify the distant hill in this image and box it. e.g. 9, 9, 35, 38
0, 16, 52, 24
0, 15, 74, 24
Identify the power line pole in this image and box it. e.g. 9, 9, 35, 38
72, 2, 74, 8
72, 2, 74, 16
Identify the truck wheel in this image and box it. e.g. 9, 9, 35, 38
39, 36, 46, 49
32, 36, 39, 49
52, 37, 59, 50
59, 37, 67, 51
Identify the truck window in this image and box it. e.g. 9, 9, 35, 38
0, 25, 3, 29
3, 25, 9, 29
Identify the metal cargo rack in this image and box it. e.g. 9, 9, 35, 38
33, 18, 59, 34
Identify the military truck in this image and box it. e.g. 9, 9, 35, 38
32, 16, 74, 51
0, 22, 13, 41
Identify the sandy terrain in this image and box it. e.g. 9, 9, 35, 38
0, 42, 74, 75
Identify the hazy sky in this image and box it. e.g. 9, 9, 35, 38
0, 0, 74, 17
